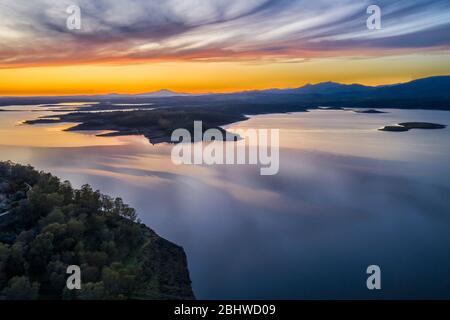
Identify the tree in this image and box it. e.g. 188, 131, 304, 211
27, 232, 54, 276
73, 282, 106, 300
5, 243, 26, 277
0, 243, 9, 287
2, 276, 39, 300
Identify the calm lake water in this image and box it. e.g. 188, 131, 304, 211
1, 106, 450, 299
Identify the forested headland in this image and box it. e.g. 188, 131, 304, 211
0, 161, 194, 300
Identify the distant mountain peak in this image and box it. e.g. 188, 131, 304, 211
137, 89, 187, 97
294, 81, 371, 94
304, 81, 339, 86
154, 89, 175, 94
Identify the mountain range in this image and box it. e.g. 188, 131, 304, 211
226, 75, 450, 98
1, 75, 449, 110
99, 75, 450, 99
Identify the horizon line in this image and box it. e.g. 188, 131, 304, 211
0, 74, 448, 98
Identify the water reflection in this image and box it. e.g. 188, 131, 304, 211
0, 105, 124, 147
1, 108, 450, 299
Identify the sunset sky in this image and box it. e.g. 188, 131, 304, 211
0, 0, 449, 95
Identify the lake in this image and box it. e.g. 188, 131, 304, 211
1, 106, 449, 299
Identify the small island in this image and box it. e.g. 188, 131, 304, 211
0, 161, 194, 300
379, 122, 447, 132
318, 106, 347, 110
354, 109, 387, 114
23, 118, 61, 124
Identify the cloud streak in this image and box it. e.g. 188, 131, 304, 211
0, 0, 449, 67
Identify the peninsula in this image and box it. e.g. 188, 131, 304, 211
0, 161, 195, 300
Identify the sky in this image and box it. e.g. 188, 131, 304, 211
0, 0, 449, 95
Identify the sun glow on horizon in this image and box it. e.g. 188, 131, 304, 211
1, 53, 450, 96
